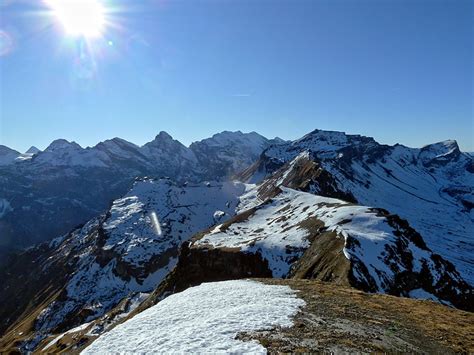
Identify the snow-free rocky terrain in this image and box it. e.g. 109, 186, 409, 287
0, 128, 473, 353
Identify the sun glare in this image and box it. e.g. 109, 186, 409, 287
48, 0, 105, 38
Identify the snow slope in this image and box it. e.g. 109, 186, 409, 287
82, 280, 305, 354
32, 179, 249, 336
194, 187, 471, 308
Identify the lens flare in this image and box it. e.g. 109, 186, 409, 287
47, 0, 105, 38
150, 212, 163, 236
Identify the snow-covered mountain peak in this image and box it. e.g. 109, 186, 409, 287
263, 129, 383, 164
144, 131, 188, 151
153, 131, 174, 142
45, 139, 82, 152
419, 139, 461, 166
296, 129, 349, 145
107, 137, 136, 145
94, 138, 143, 160
200, 130, 268, 151
243, 131, 474, 285
142, 132, 197, 169
421, 139, 459, 152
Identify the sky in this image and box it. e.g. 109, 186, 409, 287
0, 0, 472, 152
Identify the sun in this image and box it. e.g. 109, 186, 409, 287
47, 0, 105, 38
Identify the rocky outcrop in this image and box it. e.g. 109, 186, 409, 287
256, 151, 357, 203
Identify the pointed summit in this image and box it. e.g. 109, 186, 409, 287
154, 131, 174, 142
25, 146, 41, 154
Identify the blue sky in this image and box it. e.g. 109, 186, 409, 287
0, 0, 472, 152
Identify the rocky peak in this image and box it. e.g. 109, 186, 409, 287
142, 132, 196, 168
153, 131, 174, 142
144, 131, 187, 151
25, 146, 41, 154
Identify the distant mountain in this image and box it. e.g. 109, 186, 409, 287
190, 131, 285, 178
0, 131, 278, 250
25, 146, 41, 154
14, 146, 42, 162
0, 145, 20, 166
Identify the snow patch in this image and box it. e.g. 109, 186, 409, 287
82, 280, 305, 354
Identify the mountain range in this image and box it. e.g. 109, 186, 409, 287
0, 128, 472, 353
0, 131, 283, 254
